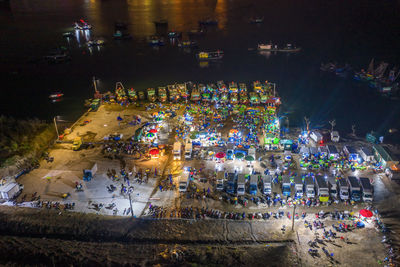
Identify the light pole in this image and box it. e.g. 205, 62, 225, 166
93, 76, 99, 93
53, 117, 59, 140
291, 204, 296, 231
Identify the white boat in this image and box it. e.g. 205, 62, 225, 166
258, 43, 301, 52
87, 38, 105, 47
49, 92, 64, 99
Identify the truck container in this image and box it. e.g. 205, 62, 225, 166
262, 175, 272, 195
249, 175, 258, 195
216, 171, 225, 191
337, 178, 349, 200
347, 176, 361, 201
226, 173, 236, 194
343, 145, 359, 161
331, 131, 340, 142
359, 177, 373, 202
294, 176, 303, 198
184, 142, 192, 159
327, 145, 340, 160
282, 176, 291, 197
315, 176, 329, 202
304, 176, 315, 198
327, 176, 338, 199
237, 174, 246, 195
358, 147, 374, 162
173, 142, 182, 160
178, 175, 189, 192
310, 131, 323, 144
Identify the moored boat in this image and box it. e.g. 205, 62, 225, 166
250, 16, 264, 24
147, 88, 156, 102
228, 82, 238, 93
115, 82, 127, 102
239, 92, 249, 104
113, 30, 132, 40
167, 84, 180, 102
191, 86, 201, 102
87, 38, 105, 47
168, 31, 182, 38
49, 92, 64, 99
148, 36, 165, 46
177, 40, 198, 48
257, 43, 301, 52
154, 20, 168, 27
197, 50, 224, 61
177, 83, 189, 100
230, 92, 238, 104
74, 19, 92, 30
239, 83, 247, 93
249, 92, 260, 105
198, 19, 218, 26
138, 91, 145, 100
158, 87, 168, 103
128, 88, 137, 101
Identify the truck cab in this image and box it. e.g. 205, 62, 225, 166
294, 176, 303, 198
347, 176, 361, 201
184, 141, 192, 160
173, 142, 182, 160
262, 175, 272, 195
249, 175, 258, 195
237, 174, 246, 195
178, 175, 189, 192
359, 177, 373, 202
315, 175, 329, 202
216, 171, 225, 191
337, 178, 349, 201
226, 173, 236, 194
72, 137, 83, 151
305, 176, 315, 198
282, 176, 291, 197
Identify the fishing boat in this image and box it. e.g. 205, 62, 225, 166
217, 81, 228, 93
167, 84, 180, 102
115, 82, 127, 102
253, 81, 263, 93
198, 19, 218, 26
128, 88, 137, 101
230, 92, 238, 104
239, 92, 249, 104
138, 91, 145, 100
257, 43, 301, 52
148, 36, 165, 46
74, 19, 92, 30
197, 50, 224, 61
49, 92, 64, 99
220, 93, 228, 103
62, 32, 74, 38
212, 92, 220, 103
249, 92, 260, 105
228, 82, 238, 93
87, 38, 105, 47
191, 86, 201, 101
250, 16, 264, 24
260, 93, 268, 104
239, 83, 247, 93
177, 40, 198, 48
177, 83, 189, 100
113, 30, 132, 40
147, 88, 156, 102
201, 92, 211, 102
154, 20, 168, 27
158, 87, 168, 103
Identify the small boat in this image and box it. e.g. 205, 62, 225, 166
45, 48, 70, 63
249, 92, 260, 105
198, 19, 218, 26
87, 38, 105, 47
128, 88, 138, 101
177, 83, 189, 100
154, 20, 168, 27
191, 86, 201, 101
113, 30, 132, 40
230, 92, 238, 104
177, 40, 198, 48
147, 88, 156, 102
228, 82, 238, 93
158, 87, 168, 102
148, 36, 165, 46
74, 19, 92, 30
62, 32, 74, 38
196, 50, 224, 61
250, 16, 264, 24
257, 43, 301, 52
49, 92, 64, 99
138, 91, 145, 100
168, 31, 182, 38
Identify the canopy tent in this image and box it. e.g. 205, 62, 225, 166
149, 129, 158, 133
359, 209, 373, 218
215, 152, 226, 159
235, 152, 244, 159
149, 148, 160, 155
245, 155, 254, 161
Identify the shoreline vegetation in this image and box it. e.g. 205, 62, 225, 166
0, 116, 55, 176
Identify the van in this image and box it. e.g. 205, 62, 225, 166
249, 175, 258, 195
216, 171, 225, 191
237, 174, 246, 195
262, 175, 272, 195
310, 131, 323, 144
178, 175, 189, 192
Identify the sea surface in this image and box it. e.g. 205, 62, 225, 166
1, 0, 400, 142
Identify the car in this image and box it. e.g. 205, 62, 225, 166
226, 149, 234, 160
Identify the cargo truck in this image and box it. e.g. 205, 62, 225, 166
216, 171, 225, 191
178, 175, 189, 192
237, 174, 246, 195
359, 177, 373, 202
294, 176, 303, 198
315, 176, 329, 202
327, 176, 338, 199
249, 175, 258, 195
184, 141, 192, 159
262, 175, 272, 195
0, 182, 23, 200
226, 173, 236, 194
282, 176, 291, 197
347, 176, 361, 201
337, 178, 349, 201
173, 142, 182, 160
305, 176, 315, 198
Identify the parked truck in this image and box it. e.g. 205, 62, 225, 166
305, 176, 315, 198
72, 137, 83, 151
249, 175, 258, 195
262, 175, 272, 195
294, 176, 303, 198
359, 177, 373, 202
226, 173, 236, 194
83, 163, 97, 182
237, 174, 246, 195
216, 171, 225, 191
347, 176, 361, 201
173, 142, 182, 160
282, 176, 291, 197
178, 175, 189, 192
337, 178, 349, 201
327, 176, 338, 199
184, 141, 192, 160
315, 175, 329, 202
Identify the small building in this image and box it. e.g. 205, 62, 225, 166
327, 145, 340, 160
372, 144, 399, 170
343, 145, 359, 161
358, 147, 374, 162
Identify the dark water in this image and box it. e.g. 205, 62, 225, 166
1, 0, 400, 142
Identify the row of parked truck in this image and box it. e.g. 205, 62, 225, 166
209, 171, 374, 202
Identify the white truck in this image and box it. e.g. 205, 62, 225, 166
327, 176, 338, 199
294, 176, 303, 198
337, 178, 349, 201
282, 176, 291, 197
331, 131, 340, 142
347, 176, 361, 202
310, 131, 323, 144
359, 177, 373, 202
216, 171, 225, 191
304, 176, 315, 198
173, 142, 182, 160
237, 174, 246, 195
184, 141, 192, 160
262, 175, 272, 195
248, 148, 256, 160
178, 175, 189, 192
0, 182, 23, 200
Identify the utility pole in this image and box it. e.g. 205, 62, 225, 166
304, 116, 310, 133
93, 76, 98, 93
128, 192, 134, 218
291, 204, 296, 231
53, 117, 59, 140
